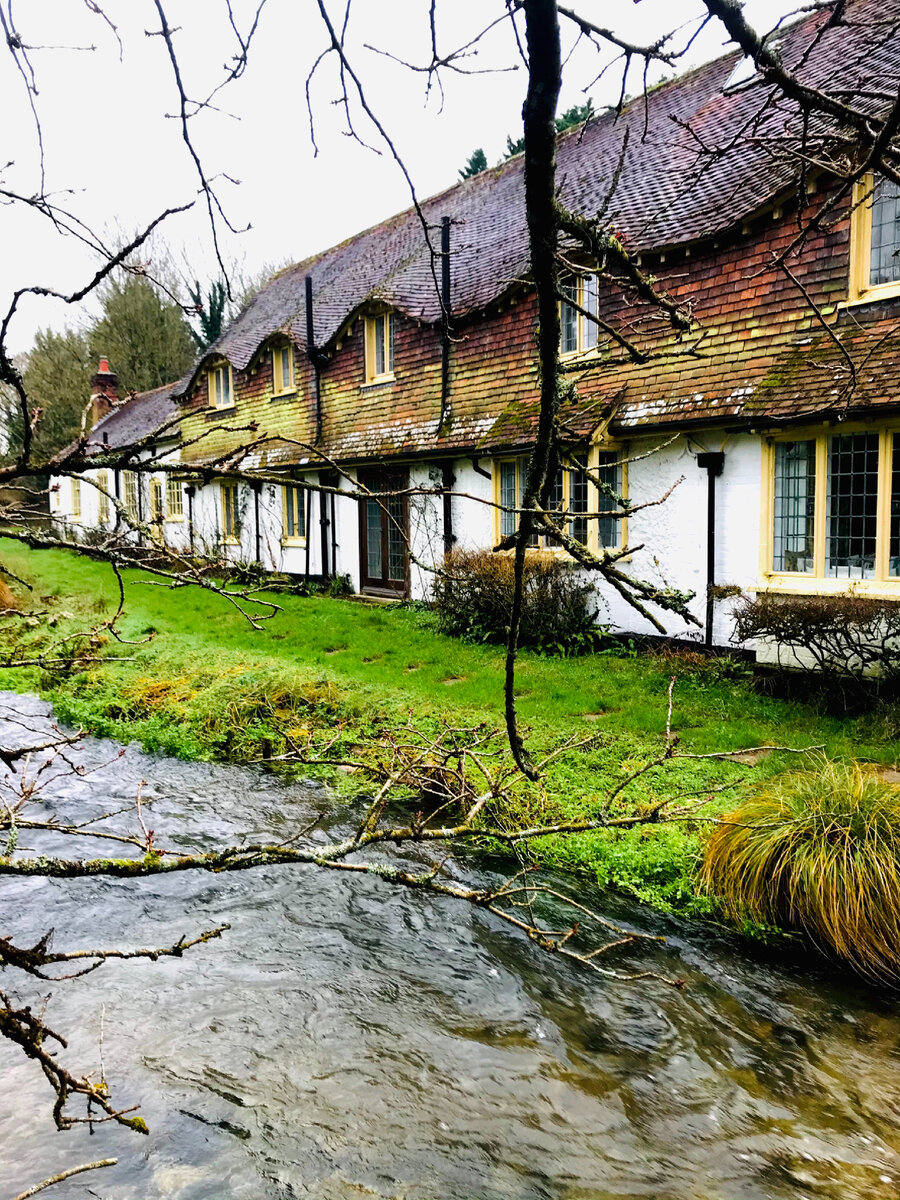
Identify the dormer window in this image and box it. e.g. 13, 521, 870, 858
849, 174, 900, 302
273, 343, 295, 395
208, 362, 234, 409
560, 274, 600, 355
365, 312, 394, 383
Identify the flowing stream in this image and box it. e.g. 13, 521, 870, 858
1, 692, 899, 1200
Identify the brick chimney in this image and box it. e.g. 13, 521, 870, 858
90, 357, 118, 428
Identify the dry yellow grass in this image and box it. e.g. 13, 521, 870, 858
702, 757, 900, 983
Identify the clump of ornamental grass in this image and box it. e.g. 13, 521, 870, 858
701, 757, 900, 984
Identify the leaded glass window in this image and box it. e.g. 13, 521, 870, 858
869, 176, 900, 287
826, 432, 879, 579
595, 451, 622, 549
773, 440, 815, 573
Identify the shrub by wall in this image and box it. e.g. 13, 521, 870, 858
432, 549, 600, 654
701, 757, 900, 983
734, 593, 900, 698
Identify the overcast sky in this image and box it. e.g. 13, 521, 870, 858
1, 0, 794, 356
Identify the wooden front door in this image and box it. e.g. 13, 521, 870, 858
359, 469, 409, 596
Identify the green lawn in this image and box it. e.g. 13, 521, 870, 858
2, 539, 895, 919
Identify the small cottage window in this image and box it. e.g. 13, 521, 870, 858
560, 274, 600, 355
166, 475, 184, 520
149, 478, 165, 542
365, 313, 395, 382
96, 470, 110, 523
765, 426, 900, 588
273, 344, 295, 395
849, 174, 900, 302
221, 482, 241, 542
282, 483, 306, 543
496, 452, 621, 550
122, 472, 138, 521
208, 362, 234, 409
70, 477, 81, 521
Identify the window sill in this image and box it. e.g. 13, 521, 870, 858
271, 389, 297, 402
281, 538, 307, 548
361, 374, 395, 389
164, 515, 185, 524
205, 405, 236, 421
757, 575, 900, 600
839, 283, 900, 309
220, 536, 240, 546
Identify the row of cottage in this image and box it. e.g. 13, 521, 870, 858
53, 0, 900, 651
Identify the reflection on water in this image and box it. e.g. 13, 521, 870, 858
1, 693, 899, 1199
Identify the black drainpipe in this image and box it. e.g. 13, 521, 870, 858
328, 477, 338, 578
697, 451, 725, 648
253, 480, 262, 565
304, 482, 312, 582
306, 276, 323, 445
318, 470, 330, 579
440, 215, 452, 431
185, 485, 195, 554
442, 462, 456, 555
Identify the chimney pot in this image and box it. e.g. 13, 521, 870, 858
89, 357, 119, 429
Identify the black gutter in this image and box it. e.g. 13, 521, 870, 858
697, 451, 725, 648
470, 456, 492, 480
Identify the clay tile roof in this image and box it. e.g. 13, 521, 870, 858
178, 0, 899, 398
87, 381, 180, 452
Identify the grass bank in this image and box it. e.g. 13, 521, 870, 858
3, 539, 896, 920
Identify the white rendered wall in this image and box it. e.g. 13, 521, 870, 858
596, 431, 761, 646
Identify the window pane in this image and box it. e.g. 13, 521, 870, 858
166, 476, 183, 518
223, 368, 231, 406
387, 494, 405, 581
773, 440, 816, 572
96, 472, 108, 522
826, 432, 878, 579
569, 455, 588, 545
560, 280, 578, 354
596, 451, 621, 549
374, 316, 386, 377
500, 461, 517, 538
582, 276, 599, 350
71, 478, 81, 518
890, 433, 900, 578
870, 177, 900, 286
285, 484, 306, 539
366, 498, 383, 577
281, 347, 292, 390
387, 313, 395, 374
123, 473, 137, 519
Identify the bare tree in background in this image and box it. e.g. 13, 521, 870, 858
0, 0, 898, 1182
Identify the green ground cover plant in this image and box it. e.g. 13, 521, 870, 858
2, 539, 897, 922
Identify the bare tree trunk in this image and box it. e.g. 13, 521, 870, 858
505, 0, 563, 780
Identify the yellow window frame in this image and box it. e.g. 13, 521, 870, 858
759, 422, 900, 597
364, 312, 395, 384
220, 482, 240, 543
165, 475, 184, 521
70, 477, 82, 521
96, 470, 110, 523
559, 271, 602, 359
492, 445, 627, 554
282, 482, 307, 545
273, 342, 295, 396
848, 174, 900, 304
208, 362, 234, 410
122, 472, 138, 520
